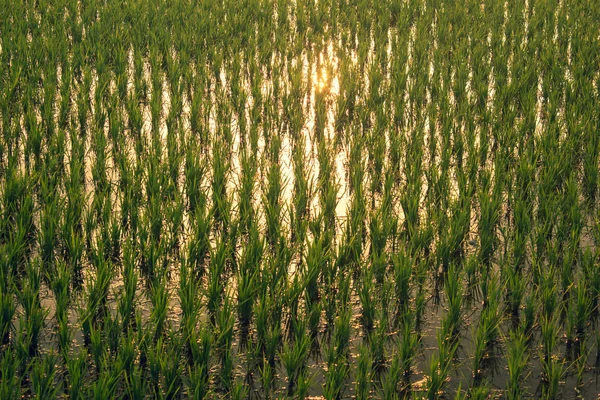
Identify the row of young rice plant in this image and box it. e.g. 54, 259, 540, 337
0, 0, 599, 398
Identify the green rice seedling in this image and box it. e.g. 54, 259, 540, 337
237, 239, 262, 335
304, 237, 325, 306
575, 340, 590, 387
382, 349, 402, 400
91, 130, 109, 198
284, 274, 304, 340
147, 337, 164, 397
453, 384, 467, 400
559, 249, 577, 299
359, 269, 376, 333
291, 131, 311, 222
337, 272, 352, 312
230, 378, 249, 400
582, 131, 599, 205
14, 316, 31, 375
31, 352, 59, 399
162, 334, 183, 400
540, 313, 560, 364
263, 138, 284, 246
150, 279, 170, 341
393, 250, 412, 314
165, 198, 184, 253
355, 343, 372, 400
472, 324, 486, 383
19, 261, 46, 356
51, 260, 71, 356
574, 282, 592, 339
3, 222, 33, 283
478, 170, 501, 266
186, 324, 212, 397
89, 323, 107, 374
369, 211, 389, 284
119, 240, 138, 332
467, 384, 491, 400
100, 199, 123, 261
188, 204, 211, 278
332, 306, 352, 359
281, 317, 311, 396
118, 330, 136, 382
2, 167, 35, 246
0, 275, 15, 345
506, 329, 529, 399
189, 324, 212, 378
237, 150, 256, 234
80, 247, 113, 343
24, 110, 43, 173
426, 332, 458, 399
146, 200, 164, 252
255, 295, 270, 360
65, 349, 87, 400
399, 315, 420, 380
38, 196, 60, 267
211, 139, 231, 230
90, 365, 121, 400
512, 201, 531, 271
447, 197, 472, 266
345, 209, 366, 273
522, 293, 536, 335
443, 264, 463, 338
323, 269, 341, 329
320, 188, 340, 251
64, 220, 84, 281
189, 360, 210, 400
269, 240, 293, 313
415, 285, 426, 330
472, 275, 502, 381
242, 336, 261, 389
296, 368, 313, 400
184, 143, 206, 214
56, 308, 72, 361
541, 356, 565, 400
259, 358, 273, 400
369, 310, 388, 373
215, 294, 235, 391
506, 266, 525, 317
582, 248, 600, 313
207, 239, 228, 321
307, 300, 322, 340
400, 174, 422, 242
0, 349, 20, 399
323, 342, 349, 400
565, 298, 577, 353
177, 260, 196, 324
539, 275, 559, 323
558, 177, 582, 252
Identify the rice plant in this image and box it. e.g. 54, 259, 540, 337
426, 331, 458, 399
506, 328, 529, 400
355, 344, 372, 400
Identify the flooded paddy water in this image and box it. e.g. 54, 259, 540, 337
1, 0, 600, 398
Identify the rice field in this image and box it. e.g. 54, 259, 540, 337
1, 0, 599, 398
